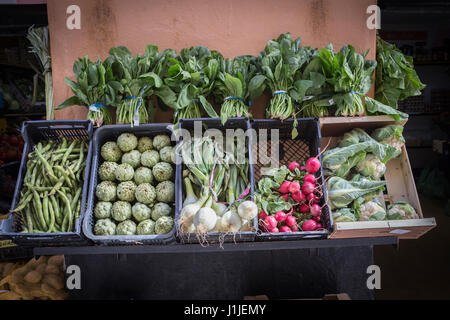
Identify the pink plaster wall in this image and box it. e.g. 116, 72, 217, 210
47, 0, 377, 121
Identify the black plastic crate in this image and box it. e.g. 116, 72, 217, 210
175, 117, 257, 244
0, 120, 93, 247
251, 118, 333, 241
83, 124, 177, 245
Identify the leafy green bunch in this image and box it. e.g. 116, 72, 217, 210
57, 56, 120, 127
107, 45, 169, 125
375, 36, 426, 108
318, 44, 377, 117
213, 55, 265, 124
255, 33, 316, 138
296, 53, 334, 118
161, 46, 222, 125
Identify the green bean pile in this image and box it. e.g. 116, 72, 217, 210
14, 138, 88, 233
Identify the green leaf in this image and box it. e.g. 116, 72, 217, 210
56, 95, 81, 110
364, 96, 409, 123
199, 95, 218, 118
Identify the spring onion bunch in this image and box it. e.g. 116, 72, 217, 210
27, 26, 54, 120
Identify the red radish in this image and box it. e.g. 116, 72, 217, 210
313, 216, 321, 222
302, 181, 315, 194
291, 225, 299, 232
299, 203, 309, 213
310, 204, 322, 217
275, 211, 287, 222
302, 219, 317, 231
280, 226, 292, 233
278, 181, 291, 194
281, 193, 289, 202
304, 174, 316, 184
307, 193, 319, 204
305, 157, 321, 173
269, 227, 279, 233
285, 215, 296, 227
258, 210, 268, 220
315, 223, 323, 230
263, 216, 277, 230
288, 181, 301, 193
291, 191, 305, 202
288, 161, 300, 171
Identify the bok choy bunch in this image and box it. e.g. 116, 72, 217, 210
255, 33, 316, 138
161, 46, 222, 125
57, 56, 119, 127
318, 44, 376, 117
213, 55, 265, 124
107, 45, 170, 126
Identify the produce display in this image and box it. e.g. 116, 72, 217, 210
93, 132, 175, 236
323, 125, 419, 222
57, 33, 424, 130
12, 138, 88, 233
375, 36, 426, 108
0, 255, 66, 300
177, 134, 258, 236
255, 157, 325, 233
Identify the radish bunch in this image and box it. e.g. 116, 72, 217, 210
257, 157, 325, 233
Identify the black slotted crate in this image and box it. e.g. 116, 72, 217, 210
0, 120, 93, 247
175, 117, 257, 244
83, 124, 176, 245
251, 118, 333, 241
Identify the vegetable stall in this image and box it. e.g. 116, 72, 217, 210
0, 1, 437, 300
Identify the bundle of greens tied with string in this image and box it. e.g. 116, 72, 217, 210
311, 44, 408, 122
177, 134, 258, 241
213, 55, 265, 124
253, 33, 318, 138
108, 45, 175, 126
57, 56, 120, 127
159, 46, 222, 125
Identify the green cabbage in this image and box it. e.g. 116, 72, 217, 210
332, 208, 357, 222
327, 176, 386, 209
324, 150, 366, 178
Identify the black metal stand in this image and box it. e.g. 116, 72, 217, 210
33, 237, 398, 300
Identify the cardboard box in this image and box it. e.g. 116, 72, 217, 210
320, 116, 436, 240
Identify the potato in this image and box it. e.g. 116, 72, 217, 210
41, 282, 66, 300
47, 255, 64, 267
2, 263, 15, 278
0, 291, 22, 300
42, 274, 64, 290
35, 263, 47, 275
24, 270, 43, 284
44, 264, 61, 275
